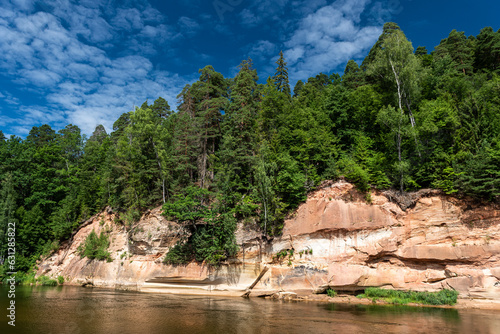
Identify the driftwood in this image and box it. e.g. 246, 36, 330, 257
241, 266, 269, 298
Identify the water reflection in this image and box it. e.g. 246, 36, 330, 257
1, 286, 499, 334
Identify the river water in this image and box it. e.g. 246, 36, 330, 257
1, 286, 500, 334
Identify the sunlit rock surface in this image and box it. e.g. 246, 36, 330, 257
38, 181, 500, 300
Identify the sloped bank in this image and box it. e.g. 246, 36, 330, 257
37, 181, 500, 306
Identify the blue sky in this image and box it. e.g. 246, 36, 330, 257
0, 0, 498, 137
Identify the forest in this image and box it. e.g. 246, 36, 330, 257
0, 22, 499, 272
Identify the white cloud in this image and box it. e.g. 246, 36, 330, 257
177, 16, 200, 38
247, 40, 277, 62
239, 9, 259, 28
238, 0, 326, 30
239, 0, 394, 83
0, 0, 191, 136
283, 0, 384, 81
0, 91, 19, 105
111, 8, 144, 31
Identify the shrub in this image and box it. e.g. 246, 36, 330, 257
327, 288, 337, 298
163, 208, 238, 266
163, 242, 192, 265
77, 230, 112, 262
57, 276, 65, 285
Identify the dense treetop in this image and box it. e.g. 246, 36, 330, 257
1, 23, 499, 270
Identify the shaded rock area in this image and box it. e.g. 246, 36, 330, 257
38, 181, 500, 302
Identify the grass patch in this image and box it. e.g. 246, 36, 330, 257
357, 287, 459, 306
37, 275, 58, 286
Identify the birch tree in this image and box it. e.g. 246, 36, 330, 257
368, 28, 423, 192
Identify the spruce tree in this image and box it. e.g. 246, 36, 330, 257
293, 80, 304, 97
343, 60, 363, 89
218, 58, 259, 196
273, 51, 291, 97
474, 27, 500, 74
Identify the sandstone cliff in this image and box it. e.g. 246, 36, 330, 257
38, 181, 500, 300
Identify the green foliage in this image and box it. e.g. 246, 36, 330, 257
163, 241, 192, 265
41, 240, 60, 257
77, 230, 112, 262
191, 211, 238, 265
457, 141, 500, 200
2, 25, 500, 276
338, 157, 370, 192
326, 288, 337, 298
162, 186, 211, 223
123, 209, 141, 229
163, 192, 238, 266
37, 275, 58, 286
273, 51, 291, 97
57, 275, 65, 285
432, 167, 462, 194
359, 287, 459, 306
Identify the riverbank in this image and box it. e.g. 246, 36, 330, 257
36, 181, 500, 309
55, 280, 500, 311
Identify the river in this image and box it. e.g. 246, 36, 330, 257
1, 286, 500, 333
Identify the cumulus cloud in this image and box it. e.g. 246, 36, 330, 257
241, 0, 388, 82
0, 0, 191, 136
283, 0, 384, 81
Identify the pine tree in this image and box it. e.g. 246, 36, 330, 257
151, 97, 172, 118
172, 84, 201, 186
89, 124, 108, 143
415, 46, 433, 67
189, 66, 229, 188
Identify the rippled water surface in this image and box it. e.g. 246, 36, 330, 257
2, 286, 500, 334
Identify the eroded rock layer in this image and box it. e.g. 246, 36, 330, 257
38, 181, 500, 299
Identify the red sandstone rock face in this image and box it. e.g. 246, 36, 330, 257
38, 181, 500, 299
275, 181, 500, 298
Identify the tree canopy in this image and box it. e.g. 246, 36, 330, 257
1, 23, 499, 272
